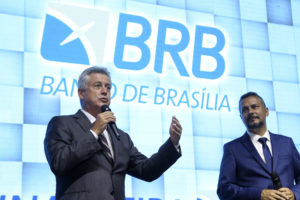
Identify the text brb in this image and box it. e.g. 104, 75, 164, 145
114, 13, 226, 79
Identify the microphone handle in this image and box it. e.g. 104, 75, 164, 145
109, 122, 120, 140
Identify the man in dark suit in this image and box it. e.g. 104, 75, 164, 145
217, 92, 300, 200
44, 66, 182, 200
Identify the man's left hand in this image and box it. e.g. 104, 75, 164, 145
169, 116, 182, 146
278, 188, 295, 200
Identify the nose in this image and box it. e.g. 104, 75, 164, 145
100, 86, 108, 95
248, 108, 254, 114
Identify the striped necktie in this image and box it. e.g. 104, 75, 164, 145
99, 134, 114, 164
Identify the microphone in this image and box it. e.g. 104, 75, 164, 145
271, 172, 282, 190
101, 105, 120, 140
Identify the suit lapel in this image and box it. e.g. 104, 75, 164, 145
241, 132, 270, 174
270, 132, 279, 172
74, 110, 115, 165
74, 110, 93, 131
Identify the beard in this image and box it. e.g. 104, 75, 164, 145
246, 119, 264, 129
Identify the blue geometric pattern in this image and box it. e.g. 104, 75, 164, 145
0, 0, 300, 199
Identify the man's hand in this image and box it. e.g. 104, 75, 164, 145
91, 111, 116, 135
261, 189, 293, 200
278, 188, 295, 200
169, 116, 182, 146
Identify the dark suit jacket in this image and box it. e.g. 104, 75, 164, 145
217, 132, 300, 200
44, 110, 181, 200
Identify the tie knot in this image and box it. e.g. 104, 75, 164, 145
258, 137, 267, 145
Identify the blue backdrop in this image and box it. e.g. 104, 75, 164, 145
1, 0, 300, 199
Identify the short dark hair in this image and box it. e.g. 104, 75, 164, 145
78, 66, 111, 90
239, 92, 266, 112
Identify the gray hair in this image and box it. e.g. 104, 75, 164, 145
78, 66, 111, 90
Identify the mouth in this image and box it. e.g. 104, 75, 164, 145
247, 116, 259, 122
99, 98, 109, 103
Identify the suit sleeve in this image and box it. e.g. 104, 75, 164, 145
44, 116, 101, 176
217, 144, 263, 200
290, 138, 300, 200
126, 136, 181, 182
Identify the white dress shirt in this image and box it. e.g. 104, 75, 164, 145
81, 109, 114, 157
247, 130, 272, 163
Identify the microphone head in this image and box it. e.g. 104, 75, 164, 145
271, 171, 282, 189
101, 105, 111, 112
271, 172, 279, 180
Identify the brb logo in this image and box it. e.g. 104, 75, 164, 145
41, 3, 226, 79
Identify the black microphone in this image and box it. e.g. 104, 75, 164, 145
271, 172, 282, 190
101, 105, 120, 140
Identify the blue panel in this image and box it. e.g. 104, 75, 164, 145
220, 109, 245, 139
0, 86, 23, 124
24, 88, 60, 125
241, 20, 269, 50
214, 0, 240, 18
157, 0, 185, 9
277, 112, 300, 144
127, 0, 156, 4
94, 0, 126, 9
273, 82, 300, 113
267, 110, 279, 134
268, 23, 296, 54
246, 79, 275, 110
125, 175, 133, 197
62, 0, 94, 6
22, 163, 56, 198
239, 0, 267, 22
226, 47, 245, 77
0, 0, 24, 16
271, 53, 298, 83
125, 0, 157, 18
25, 18, 44, 52
196, 170, 219, 200
244, 49, 272, 81
0, 50, 23, 87
22, 124, 47, 163
0, 14, 24, 51
186, 0, 214, 13
194, 136, 223, 170
267, 0, 292, 25
219, 76, 247, 110
24, 52, 61, 89
0, 162, 22, 194
214, 16, 242, 47
291, 0, 300, 26
0, 123, 22, 161
163, 134, 195, 169
164, 168, 197, 199
132, 176, 164, 199
192, 110, 221, 137
25, 0, 48, 18
186, 10, 214, 27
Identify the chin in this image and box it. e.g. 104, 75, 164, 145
247, 122, 263, 129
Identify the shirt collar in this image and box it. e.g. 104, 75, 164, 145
81, 109, 96, 123
247, 129, 271, 142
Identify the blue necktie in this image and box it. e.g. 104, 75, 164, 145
258, 137, 273, 172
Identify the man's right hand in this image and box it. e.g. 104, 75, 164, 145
261, 189, 289, 200
91, 111, 116, 135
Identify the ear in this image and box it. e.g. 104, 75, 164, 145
78, 89, 85, 100
265, 107, 269, 117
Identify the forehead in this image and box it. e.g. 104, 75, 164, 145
88, 73, 111, 84
240, 96, 262, 107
